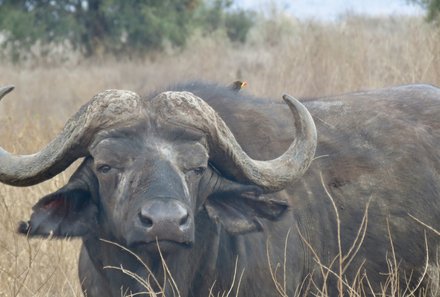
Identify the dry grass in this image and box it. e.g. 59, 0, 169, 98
0, 14, 440, 296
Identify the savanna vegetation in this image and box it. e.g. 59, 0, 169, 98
0, 0, 255, 61
1, 1, 440, 296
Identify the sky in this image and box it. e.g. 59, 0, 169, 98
234, 0, 425, 21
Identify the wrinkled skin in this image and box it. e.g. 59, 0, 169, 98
9, 82, 440, 296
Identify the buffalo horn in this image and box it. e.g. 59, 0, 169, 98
0, 88, 141, 186
0, 85, 14, 101
151, 92, 317, 193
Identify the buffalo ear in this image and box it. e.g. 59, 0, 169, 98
18, 161, 98, 238
204, 180, 288, 235
18, 188, 97, 238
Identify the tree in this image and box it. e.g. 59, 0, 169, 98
0, 0, 201, 58
195, 0, 255, 43
410, 0, 440, 22
0, 0, 255, 60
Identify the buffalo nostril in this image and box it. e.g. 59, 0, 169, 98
179, 213, 190, 227
139, 200, 191, 234
139, 213, 153, 228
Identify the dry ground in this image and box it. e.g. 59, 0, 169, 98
0, 15, 439, 296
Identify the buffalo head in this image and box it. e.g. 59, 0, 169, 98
0, 86, 317, 255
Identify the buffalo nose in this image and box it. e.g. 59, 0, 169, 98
139, 199, 190, 233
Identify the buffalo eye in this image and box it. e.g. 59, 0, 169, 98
190, 167, 206, 176
97, 164, 112, 174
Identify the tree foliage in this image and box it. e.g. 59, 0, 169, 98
0, 0, 254, 60
196, 0, 255, 43
411, 0, 440, 22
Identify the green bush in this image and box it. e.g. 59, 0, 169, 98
225, 10, 255, 43
411, 0, 440, 22
195, 0, 254, 43
0, 0, 255, 61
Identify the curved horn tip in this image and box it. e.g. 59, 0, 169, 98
0, 85, 15, 101
282, 93, 298, 104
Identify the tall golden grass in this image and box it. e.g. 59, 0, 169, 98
0, 15, 439, 296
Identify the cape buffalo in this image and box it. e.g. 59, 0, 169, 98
0, 82, 439, 296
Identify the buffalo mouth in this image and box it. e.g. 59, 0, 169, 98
129, 239, 193, 254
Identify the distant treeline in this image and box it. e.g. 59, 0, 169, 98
0, 0, 255, 60
411, 0, 440, 22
